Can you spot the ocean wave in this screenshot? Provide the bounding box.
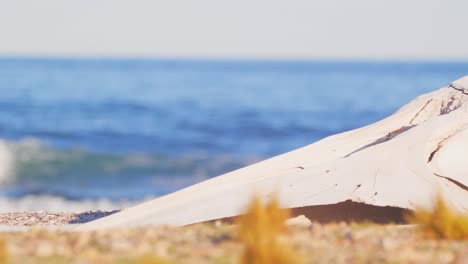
[0,138,260,200]
[0,140,13,184]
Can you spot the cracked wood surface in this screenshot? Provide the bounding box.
[409,99,433,124]
[427,124,468,163]
[76,76,468,230]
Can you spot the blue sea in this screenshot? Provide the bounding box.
[0,57,466,210]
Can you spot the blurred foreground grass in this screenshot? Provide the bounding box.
[0,221,467,263]
[236,195,301,264]
[406,193,468,240]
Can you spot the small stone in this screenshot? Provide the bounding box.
[36,243,54,257]
[342,228,354,241]
[379,238,398,250]
[36,211,47,219]
[26,217,39,225]
[286,215,311,227]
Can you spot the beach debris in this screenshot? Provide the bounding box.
[77,76,468,230]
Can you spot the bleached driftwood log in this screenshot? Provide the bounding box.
[78,76,468,230]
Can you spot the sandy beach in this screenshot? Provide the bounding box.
[0,212,466,263]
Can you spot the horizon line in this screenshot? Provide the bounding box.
[1,54,468,64]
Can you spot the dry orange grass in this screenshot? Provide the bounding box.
[0,239,7,264]
[236,195,301,264]
[406,193,468,240]
[136,254,171,264]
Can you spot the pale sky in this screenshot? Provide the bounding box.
[1,0,467,60]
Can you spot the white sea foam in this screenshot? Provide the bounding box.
[0,140,13,184]
[0,195,145,213]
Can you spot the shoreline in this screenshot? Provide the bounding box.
[0,211,118,226]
